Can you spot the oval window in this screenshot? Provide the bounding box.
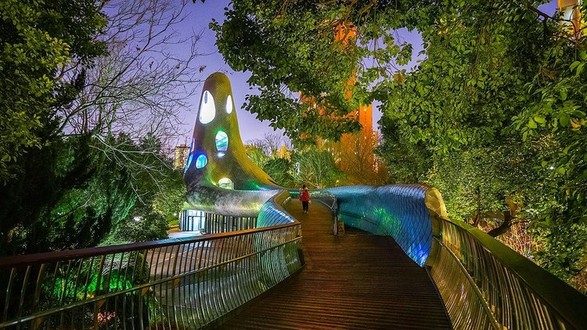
[215,131,228,153]
[226,95,233,114]
[199,91,215,124]
[195,154,208,169]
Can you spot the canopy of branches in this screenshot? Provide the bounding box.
[214,0,587,291]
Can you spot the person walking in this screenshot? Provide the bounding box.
[300,184,311,214]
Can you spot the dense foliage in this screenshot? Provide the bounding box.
[0,0,106,181]
[0,1,196,255]
[2,134,184,254]
[215,0,587,291]
[246,142,342,188]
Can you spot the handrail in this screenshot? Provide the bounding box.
[0,221,303,329]
[3,183,586,329]
[0,223,295,268]
[289,188,340,234]
[327,185,432,265]
[312,191,340,235]
[430,214,587,329]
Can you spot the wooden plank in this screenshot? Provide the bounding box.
[219,200,452,329]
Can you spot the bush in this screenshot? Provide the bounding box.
[102,211,168,245]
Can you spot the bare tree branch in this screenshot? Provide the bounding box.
[57,0,205,144]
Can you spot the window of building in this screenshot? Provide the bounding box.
[215,131,228,156]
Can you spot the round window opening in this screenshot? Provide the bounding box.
[218,178,234,189]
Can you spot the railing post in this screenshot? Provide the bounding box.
[333,214,345,236]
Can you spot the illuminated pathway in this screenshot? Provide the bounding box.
[219,200,452,329]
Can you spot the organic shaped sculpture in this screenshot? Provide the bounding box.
[184,72,280,216]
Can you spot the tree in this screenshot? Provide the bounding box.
[213,0,587,291]
[327,131,389,185]
[376,118,432,184]
[211,1,385,143]
[1,0,204,254]
[291,150,341,188]
[60,0,202,142]
[0,0,107,182]
[0,0,107,252]
[5,133,182,254]
[248,132,290,157]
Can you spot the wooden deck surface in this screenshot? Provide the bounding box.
[219,200,452,329]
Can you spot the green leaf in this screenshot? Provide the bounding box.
[576,63,585,76]
[559,114,570,126]
[534,115,546,124]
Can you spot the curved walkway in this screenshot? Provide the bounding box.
[220,200,452,329]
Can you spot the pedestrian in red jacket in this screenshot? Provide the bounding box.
[300,184,311,214]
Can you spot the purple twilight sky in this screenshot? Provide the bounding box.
[176,0,559,145]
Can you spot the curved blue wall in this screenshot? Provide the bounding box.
[326,185,433,266]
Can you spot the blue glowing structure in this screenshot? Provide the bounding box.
[326,185,443,266]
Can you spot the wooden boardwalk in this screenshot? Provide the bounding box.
[219,200,452,329]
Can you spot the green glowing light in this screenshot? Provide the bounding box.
[52,272,132,300]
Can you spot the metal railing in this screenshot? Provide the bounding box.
[0,223,303,329]
[311,190,341,235]
[428,215,587,330]
[4,183,586,329]
[202,213,257,234]
[327,184,587,330]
